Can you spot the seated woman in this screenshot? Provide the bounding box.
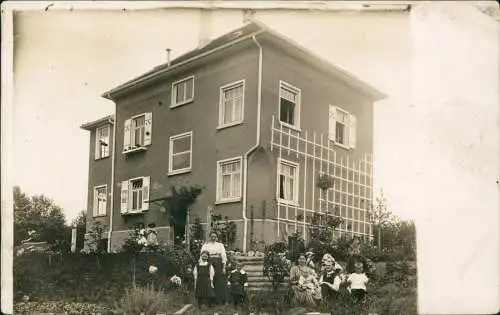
[289,253,321,307]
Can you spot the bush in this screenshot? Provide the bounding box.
[263,245,291,289]
[14,301,112,314]
[13,247,192,304]
[114,284,184,314]
[267,241,287,253]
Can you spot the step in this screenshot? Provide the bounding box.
[239,265,263,272]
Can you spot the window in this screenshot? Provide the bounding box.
[169,131,193,175]
[95,125,110,159]
[278,159,299,204]
[120,176,150,214]
[216,157,242,203]
[279,81,301,128]
[328,106,357,149]
[123,112,152,152]
[219,80,245,127]
[171,75,195,107]
[93,185,107,216]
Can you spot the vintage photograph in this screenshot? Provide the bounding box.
[3,1,499,314]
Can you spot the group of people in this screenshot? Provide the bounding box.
[192,231,248,310]
[192,231,369,311]
[290,252,369,309]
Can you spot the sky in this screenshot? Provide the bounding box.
[14,5,413,223]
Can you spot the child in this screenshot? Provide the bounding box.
[227,262,248,308]
[305,251,315,269]
[298,268,322,301]
[319,261,342,307]
[346,261,369,304]
[193,250,215,308]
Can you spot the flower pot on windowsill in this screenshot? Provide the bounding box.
[316,174,335,191]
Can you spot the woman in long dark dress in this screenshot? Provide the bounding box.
[200,231,228,304]
[193,250,215,308]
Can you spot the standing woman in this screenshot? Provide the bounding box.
[200,231,228,304]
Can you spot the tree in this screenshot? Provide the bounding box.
[369,189,394,252]
[13,187,68,247]
[157,185,203,244]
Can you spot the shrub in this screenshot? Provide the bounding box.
[13,247,193,305]
[14,301,112,314]
[263,243,291,290]
[267,241,287,253]
[114,284,174,314]
[287,232,305,262]
[247,290,290,314]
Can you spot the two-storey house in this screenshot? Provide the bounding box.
[81,20,385,252]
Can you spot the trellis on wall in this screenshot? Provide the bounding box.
[270,115,374,242]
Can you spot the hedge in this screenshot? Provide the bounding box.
[14,248,192,305]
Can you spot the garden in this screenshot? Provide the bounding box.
[13,185,417,314]
[14,215,417,315]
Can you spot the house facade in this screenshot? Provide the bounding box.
[81,21,385,252]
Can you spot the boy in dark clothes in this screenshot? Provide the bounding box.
[227,261,248,308]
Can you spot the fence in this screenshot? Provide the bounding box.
[270,115,374,242]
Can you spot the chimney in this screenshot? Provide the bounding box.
[243,9,255,24]
[198,8,213,49]
[166,48,172,67]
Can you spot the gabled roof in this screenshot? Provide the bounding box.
[102,20,386,101]
[80,114,115,131]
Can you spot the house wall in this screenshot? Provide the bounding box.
[111,46,260,235]
[85,123,114,232]
[244,42,375,241]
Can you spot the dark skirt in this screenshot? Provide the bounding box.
[208,257,227,303]
[195,272,215,298]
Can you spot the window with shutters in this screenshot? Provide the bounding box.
[93,185,107,216]
[171,75,195,108]
[277,159,299,205]
[95,125,110,159]
[279,81,301,129]
[328,105,357,149]
[216,157,242,203]
[120,176,150,214]
[168,131,193,175]
[123,112,152,153]
[130,178,143,211]
[218,80,245,128]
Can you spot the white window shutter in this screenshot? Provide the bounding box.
[328,105,336,141]
[348,114,357,149]
[142,176,150,211]
[92,188,97,216]
[120,181,129,214]
[144,112,152,146]
[94,131,100,160]
[123,119,132,151]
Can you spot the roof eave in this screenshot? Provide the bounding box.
[256,26,387,102]
[101,29,266,101]
[80,116,115,131]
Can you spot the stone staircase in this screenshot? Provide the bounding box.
[232,256,273,291]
